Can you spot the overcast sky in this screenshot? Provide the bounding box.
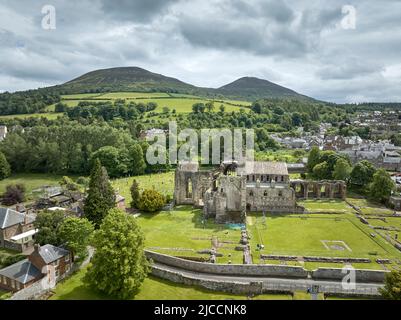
[1,0,401,103]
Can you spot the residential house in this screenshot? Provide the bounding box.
[0,208,37,252]
[0,244,72,293]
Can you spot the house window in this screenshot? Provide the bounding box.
[55,270,59,278]
[66,265,71,273]
[264,191,268,197]
[54,259,59,267]
[65,255,70,263]
[278,191,283,197]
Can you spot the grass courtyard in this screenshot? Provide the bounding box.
[299,199,356,214]
[247,212,401,269]
[137,206,243,264]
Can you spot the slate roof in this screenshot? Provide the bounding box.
[37,244,69,264]
[0,207,35,229]
[237,161,288,176]
[0,259,42,284]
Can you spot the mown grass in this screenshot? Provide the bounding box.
[0,289,11,300]
[137,206,243,264]
[49,266,291,300]
[247,213,401,267]
[299,199,356,214]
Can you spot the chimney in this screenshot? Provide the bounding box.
[24,212,28,225]
[34,244,40,254]
[16,204,21,212]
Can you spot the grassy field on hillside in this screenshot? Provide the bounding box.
[0,113,63,120]
[111,171,174,205]
[0,173,64,202]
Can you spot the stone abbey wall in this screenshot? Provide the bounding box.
[290,180,346,200]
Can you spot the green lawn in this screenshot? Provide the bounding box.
[137,206,243,264]
[50,266,290,300]
[0,289,11,300]
[347,198,394,215]
[299,200,356,214]
[247,213,401,266]
[0,173,64,202]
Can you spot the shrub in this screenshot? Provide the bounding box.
[138,189,165,212]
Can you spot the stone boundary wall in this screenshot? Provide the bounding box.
[261,255,371,263]
[146,251,388,284]
[152,266,267,295]
[145,250,308,278]
[312,268,389,283]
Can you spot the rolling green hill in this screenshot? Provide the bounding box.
[62,67,202,95]
[216,77,309,101]
[56,67,312,101]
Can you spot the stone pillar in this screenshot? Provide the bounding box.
[341,183,346,200]
[316,183,321,199]
[303,182,308,199]
[329,184,334,199]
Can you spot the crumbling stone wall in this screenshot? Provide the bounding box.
[290,180,346,200]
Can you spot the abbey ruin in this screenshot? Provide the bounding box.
[174,161,346,223]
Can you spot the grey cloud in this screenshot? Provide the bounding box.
[317,58,384,80]
[100,0,179,22]
[1,0,401,103]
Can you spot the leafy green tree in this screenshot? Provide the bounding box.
[130,179,141,208]
[380,270,401,300]
[138,189,165,212]
[84,159,116,228]
[350,160,377,187]
[312,161,331,180]
[369,169,396,203]
[34,210,65,246]
[128,143,146,175]
[90,146,128,178]
[84,209,150,299]
[333,158,352,181]
[0,152,11,180]
[307,146,321,173]
[205,102,214,112]
[59,217,94,259]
